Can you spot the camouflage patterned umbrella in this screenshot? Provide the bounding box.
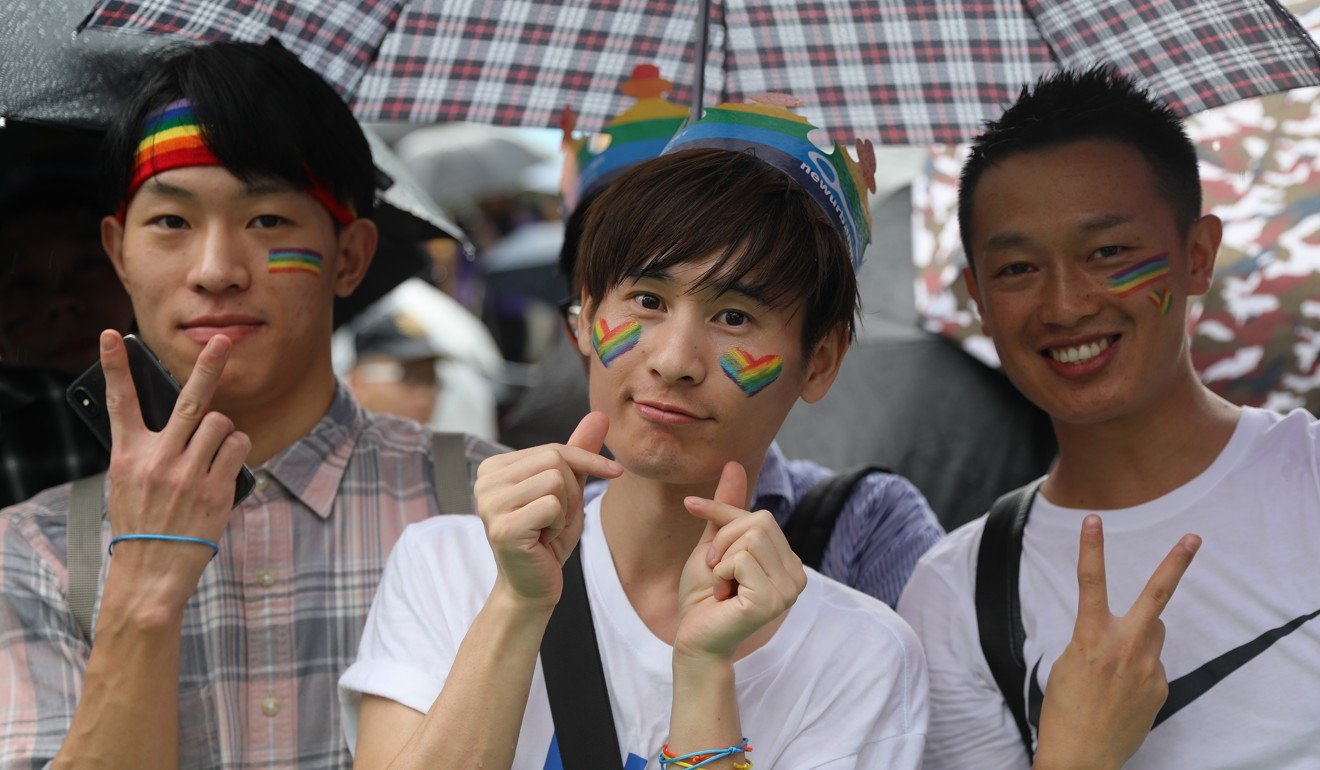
[80,0,1320,142]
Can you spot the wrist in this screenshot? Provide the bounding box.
[488,579,559,622]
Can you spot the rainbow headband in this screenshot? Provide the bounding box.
[120,99,355,225]
[561,64,690,214]
[664,95,876,270]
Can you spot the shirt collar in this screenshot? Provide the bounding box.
[259,383,363,519]
[753,440,797,524]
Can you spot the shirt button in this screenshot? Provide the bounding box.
[256,569,276,588]
[254,471,269,492]
[262,696,280,718]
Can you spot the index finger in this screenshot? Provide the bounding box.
[161,335,230,449]
[1128,533,1201,627]
[100,330,145,443]
[1074,515,1111,628]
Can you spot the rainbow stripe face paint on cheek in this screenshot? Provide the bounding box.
[268,248,323,276]
[720,348,783,396]
[1149,288,1173,315]
[1108,254,1171,297]
[592,318,641,366]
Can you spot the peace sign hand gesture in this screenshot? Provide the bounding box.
[1034,515,1201,770]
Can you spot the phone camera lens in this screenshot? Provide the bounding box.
[73,388,100,416]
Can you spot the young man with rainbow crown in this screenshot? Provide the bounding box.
[0,42,496,767]
[341,88,932,768]
[898,67,1320,769]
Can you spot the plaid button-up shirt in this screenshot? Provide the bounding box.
[0,385,496,768]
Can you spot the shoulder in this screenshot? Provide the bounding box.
[392,515,491,572]
[1248,406,1320,452]
[809,573,924,660]
[1,482,78,571]
[785,460,942,532]
[352,410,433,456]
[897,517,985,633]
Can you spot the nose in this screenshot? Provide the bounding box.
[187,225,251,294]
[1039,260,1102,328]
[646,311,709,386]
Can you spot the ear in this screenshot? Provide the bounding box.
[332,218,378,298]
[962,265,994,337]
[799,326,850,404]
[1186,214,1221,297]
[101,215,130,287]
[575,288,597,359]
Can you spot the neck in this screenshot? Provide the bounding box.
[216,366,338,467]
[1046,364,1239,509]
[598,457,765,632]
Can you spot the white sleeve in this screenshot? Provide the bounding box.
[338,519,492,753]
[897,534,1032,770]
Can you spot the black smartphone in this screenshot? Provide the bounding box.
[66,334,256,507]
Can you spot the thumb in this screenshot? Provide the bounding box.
[566,411,610,483]
[713,461,748,509]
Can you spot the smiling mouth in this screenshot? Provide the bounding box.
[1043,335,1120,365]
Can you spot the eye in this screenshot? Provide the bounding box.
[993,261,1034,278]
[1093,245,1125,259]
[249,214,288,229]
[149,214,189,230]
[717,309,749,327]
[635,292,663,311]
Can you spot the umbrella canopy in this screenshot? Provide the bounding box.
[82,0,1320,142]
[394,123,553,212]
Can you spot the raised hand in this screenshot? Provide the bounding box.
[102,330,251,607]
[1034,515,1201,770]
[474,412,622,608]
[675,462,807,660]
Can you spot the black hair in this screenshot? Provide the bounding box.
[958,65,1201,265]
[101,41,374,220]
[576,148,857,352]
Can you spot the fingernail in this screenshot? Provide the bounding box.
[1083,515,1101,533]
[1183,534,1202,554]
[100,333,116,352]
[706,546,717,566]
[684,496,702,509]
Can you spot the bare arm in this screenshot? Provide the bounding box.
[55,332,248,769]
[353,414,621,769]
[666,462,806,769]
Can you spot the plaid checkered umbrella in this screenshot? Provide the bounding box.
[81,0,1320,143]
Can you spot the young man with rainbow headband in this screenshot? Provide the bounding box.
[898,68,1320,768]
[341,94,931,768]
[0,42,496,767]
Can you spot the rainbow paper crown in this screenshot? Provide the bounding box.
[121,99,355,225]
[561,64,690,215]
[663,94,876,270]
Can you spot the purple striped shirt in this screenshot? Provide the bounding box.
[0,386,496,768]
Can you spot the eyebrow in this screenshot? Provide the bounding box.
[236,181,297,200]
[981,212,1136,254]
[982,232,1031,253]
[629,266,773,308]
[1078,213,1133,233]
[138,179,196,200]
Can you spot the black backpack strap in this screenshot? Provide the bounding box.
[540,547,623,769]
[975,476,1045,759]
[783,465,887,570]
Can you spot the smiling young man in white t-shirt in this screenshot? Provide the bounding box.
[897,67,1320,769]
[340,101,929,769]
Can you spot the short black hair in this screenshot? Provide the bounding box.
[958,66,1201,264]
[576,148,858,352]
[101,41,374,220]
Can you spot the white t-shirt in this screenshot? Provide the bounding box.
[897,407,1320,769]
[341,496,929,769]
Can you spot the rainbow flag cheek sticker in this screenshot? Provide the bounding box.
[268,248,323,276]
[721,348,783,396]
[592,318,641,366]
[1108,254,1171,297]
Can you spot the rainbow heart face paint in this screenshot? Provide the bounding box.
[1148,288,1173,315]
[268,248,323,276]
[592,318,641,366]
[720,348,783,396]
[1108,254,1170,297]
